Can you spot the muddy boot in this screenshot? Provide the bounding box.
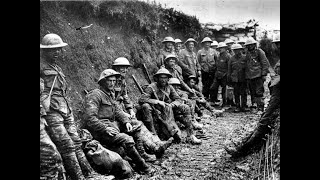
[75,149,95,177]
[234,103,241,113]
[135,136,156,162]
[191,119,203,130]
[186,128,202,145]
[154,137,174,158]
[126,145,155,175]
[62,153,86,180]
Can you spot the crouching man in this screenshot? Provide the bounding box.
[139,67,201,144]
[82,69,154,175]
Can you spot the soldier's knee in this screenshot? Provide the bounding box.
[117,133,135,148]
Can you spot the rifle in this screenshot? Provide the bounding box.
[142,63,152,84]
[131,74,178,137]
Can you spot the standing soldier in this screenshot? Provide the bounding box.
[197,37,217,101]
[178,38,202,91]
[244,37,270,112]
[83,69,154,175]
[227,44,249,112]
[40,33,95,180]
[174,38,183,55]
[157,36,176,68]
[139,68,202,144]
[225,38,235,56]
[210,42,231,107]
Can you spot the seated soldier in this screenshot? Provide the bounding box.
[139,67,202,144]
[82,69,154,175]
[168,77,204,130]
[111,57,173,162]
[186,75,224,117]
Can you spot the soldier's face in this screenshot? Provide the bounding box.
[43,47,63,63]
[234,49,242,56]
[218,47,226,53]
[167,59,176,68]
[189,79,196,86]
[175,43,182,50]
[104,76,117,90]
[246,44,256,51]
[158,75,169,87]
[165,42,174,49]
[203,42,211,48]
[187,42,195,51]
[115,66,128,76]
[172,84,180,89]
[210,45,217,49]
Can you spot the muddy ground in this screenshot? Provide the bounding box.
[90,107,263,180]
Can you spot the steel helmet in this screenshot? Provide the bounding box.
[174,38,183,44]
[164,54,178,62]
[162,37,175,43]
[153,67,172,79]
[231,43,244,50]
[112,57,132,67]
[272,34,280,43]
[237,39,246,44]
[224,38,234,45]
[184,38,198,45]
[217,42,228,49]
[201,37,213,44]
[40,33,68,48]
[210,41,218,47]
[98,69,121,83]
[244,37,257,46]
[187,75,197,80]
[168,78,181,85]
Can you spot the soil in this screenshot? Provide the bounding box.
[90,108,263,180]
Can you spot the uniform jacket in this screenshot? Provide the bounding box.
[84,88,131,133]
[166,66,193,94]
[114,76,133,111]
[245,48,270,79]
[228,54,246,82]
[139,82,183,107]
[157,48,176,68]
[178,49,201,77]
[197,48,217,73]
[215,51,231,79]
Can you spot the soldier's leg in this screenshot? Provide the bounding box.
[210,77,219,103]
[173,103,201,144]
[248,79,256,108]
[240,81,249,111]
[253,77,265,111]
[45,111,85,180]
[40,118,65,180]
[233,82,241,112]
[221,77,227,106]
[201,71,210,98]
[141,103,157,134]
[64,112,94,177]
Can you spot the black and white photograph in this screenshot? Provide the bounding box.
[40,0,280,179]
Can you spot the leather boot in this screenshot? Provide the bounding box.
[186,128,201,145]
[126,145,155,175]
[154,137,174,158]
[75,149,95,177]
[234,103,241,113]
[62,153,86,180]
[135,136,156,162]
[191,119,203,130]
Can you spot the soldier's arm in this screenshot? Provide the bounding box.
[114,103,131,125]
[169,85,184,107]
[122,84,134,111]
[258,49,270,76]
[138,85,160,105]
[84,92,110,132]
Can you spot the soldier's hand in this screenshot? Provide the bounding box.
[106,127,119,137]
[126,123,133,132]
[157,100,166,109]
[129,109,136,119]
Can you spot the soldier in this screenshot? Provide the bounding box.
[210,40,219,51]
[178,38,202,90]
[82,69,154,175]
[197,37,218,101]
[139,68,202,144]
[225,36,280,159]
[111,57,174,162]
[227,44,249,112]
[40,78,65,180]
[174,38,183,55]
[244,37,270,112]
[168,78,204,130]
[225,38,235,56]
[157,36,176,68]
[40,33,95,180]
[210,42,231,107]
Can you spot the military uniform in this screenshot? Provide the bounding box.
[210,51,231,105]
[228,53,247,110]
[139,82,195,141]
[157,48,176,68]
[40,63,93,180]
[40,78,65,180]
[197,48,218,99]
[245,48,269,110]
[178,49,201,80]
